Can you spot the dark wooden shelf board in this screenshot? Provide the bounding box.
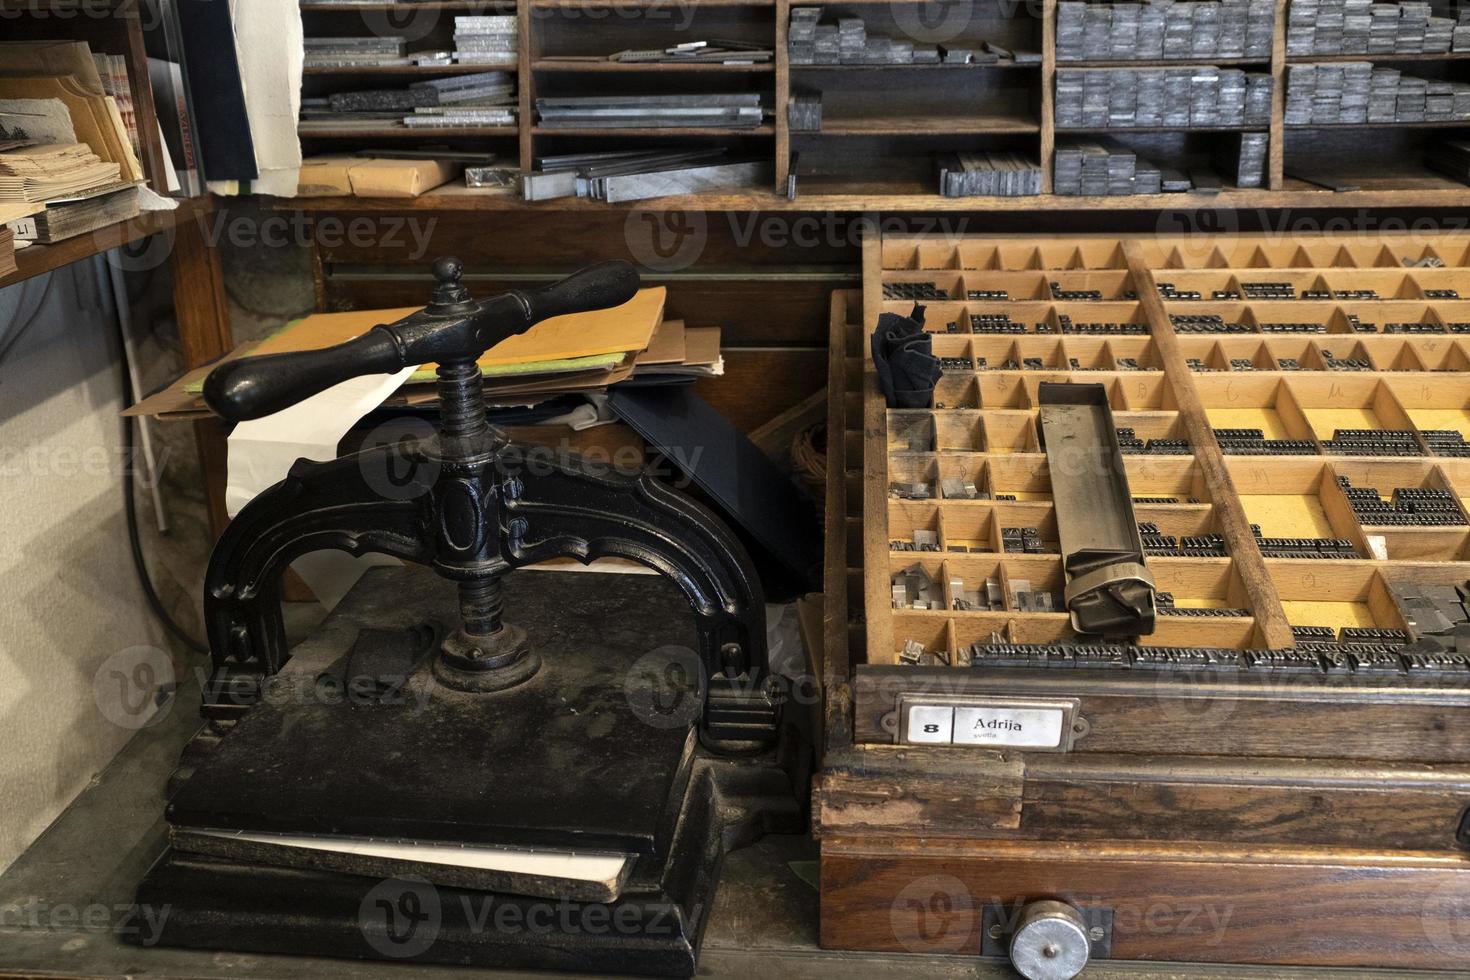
[530,0,773,6]
[1287,52,1470,63]
[1057,125,1271,134]
[531,60,774,72]
[807,114,1041,135]
[790,60,1039,71]
[303,63,518,75]
[1285,120,1470,130]
[299,1,514,9]
[1,197,215,291]
[530,125,775,135]
[1059,57,1271,67]
[280,179,1470,212]
[299,124,519,138]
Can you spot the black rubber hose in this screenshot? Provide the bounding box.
[118,328,208,655]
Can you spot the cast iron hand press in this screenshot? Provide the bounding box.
[131,259,803,978]
[199,257,782,747]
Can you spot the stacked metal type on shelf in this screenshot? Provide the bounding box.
[403,73,517,129]
[454,15,519,66]
[536,94,765,129]
[303,35,411,69]
[788,94,822,132]
[1054,138,1175,195]
[1056,67,1273,129]
[521,148,772,202]
[1286,0,1465,55]
[1286,63,1470,124]
[936,152,1043,197]
[300,72,517,132]
[608,41,774,65]
[788,6,1012,65]
[1056,0,1275,61]
[1214,131,1270,186]
[1427,138,1470,185]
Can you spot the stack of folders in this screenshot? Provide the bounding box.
[536,95,765,130]
[935,152,1042,197]
[522,148,770,202]
[134,295,729,420]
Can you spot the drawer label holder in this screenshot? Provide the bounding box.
[895,694,1085,751]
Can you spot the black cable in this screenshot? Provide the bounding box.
[115,285,208,655]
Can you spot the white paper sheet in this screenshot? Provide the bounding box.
[0,98,77,145]
[195,828,631,883]
[225,367,415,608]
[210,0,304,197]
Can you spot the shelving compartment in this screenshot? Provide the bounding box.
[1193,374,1319,452]
[1332,460,1470,562]
[1225,457,1369,557]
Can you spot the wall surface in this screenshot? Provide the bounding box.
[0,259,175,872]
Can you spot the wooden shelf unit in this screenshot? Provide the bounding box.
[291,0,1470,206]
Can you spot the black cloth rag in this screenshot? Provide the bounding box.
[871,304,941,409]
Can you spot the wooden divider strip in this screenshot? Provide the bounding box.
[1123,239,1296,648]
[823,291,854,686]
[861,234,897,663]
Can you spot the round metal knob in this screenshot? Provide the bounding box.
[430,256,472,308]
[1009,900,1091,980]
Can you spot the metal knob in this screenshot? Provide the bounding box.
[1009,900,1091,980]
